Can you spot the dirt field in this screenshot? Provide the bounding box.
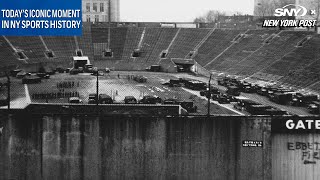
[0,71,237,115]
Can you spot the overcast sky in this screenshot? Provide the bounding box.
[120,0,254,22]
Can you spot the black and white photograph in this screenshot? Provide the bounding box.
[0,0,320,179]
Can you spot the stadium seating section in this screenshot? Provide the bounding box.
[166,28,210,60]
[77,22,94,61]
[0,36,21,67]
[1,23,320,93]
[7,36,47,63]
[194,29,244,66]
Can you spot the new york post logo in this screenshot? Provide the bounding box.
[262,4,317,28]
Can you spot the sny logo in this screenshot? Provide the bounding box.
[274,4,310,17]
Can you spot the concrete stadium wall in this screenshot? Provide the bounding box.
[158,58,177,73]
[271,117,320,180]
[192,61,211,77]
[272,133,320,180]
[0,113,271,180]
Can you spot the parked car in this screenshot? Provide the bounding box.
[69,68,79,75]
[99,94,113,104]
[69,97,82,104]
[133,75,147,83]
[218,95,230,104]
[91,70,104,76]
[56,67,65,73]
[88,93,98,104]
[0,98,8,106]
[16,71,27,78]
[163,98,178,104]
[139,95,162,104]
[308,101,320,114]
[124,96,137,104]
[88,99,97,104]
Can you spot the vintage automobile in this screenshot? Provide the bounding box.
[69,97,82,104]
[99,94,113,104]
[139,95,162,104]
[124,96,137,104]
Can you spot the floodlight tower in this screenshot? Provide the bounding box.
[107,0,111,51]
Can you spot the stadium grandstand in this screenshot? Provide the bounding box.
[2,0,320,178]
[1,21,320,180]
[1,22,319,93]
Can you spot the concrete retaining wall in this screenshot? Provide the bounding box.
[0,114,271,180]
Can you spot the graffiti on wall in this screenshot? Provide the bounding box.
[287,142,320,164]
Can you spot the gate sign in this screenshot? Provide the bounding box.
[0,0,82,36]
[272,117,320,133]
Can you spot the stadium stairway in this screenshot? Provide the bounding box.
[190,28,215,59]
[42,36,77,61]
[77,23,94,61]
[121,27,144,62]
[91,26,128,70]
[256,34,320,82]
[91,25,109,62]
[0,36,22,68]
[145,28,178,67]
[307,81,320,92]
[132,28,162,70]
[165,28,211,60]
[207,29,279,72]
[109,27,128,61]
[91,25,109,43]
[280,56,320,89]
[6,36,47,63]
[225,31,313,76]
[133,28,162,70]
[193,29,244,67]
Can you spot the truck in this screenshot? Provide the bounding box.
[308,101,320,114]
[270,92,292,105]
[133,75,147,83]
[264,108,289,115]
[184,80,207,90]
[246,104,273,115]
[73,56,90,69]
[292,93,318,106]
[226,86,241,96]
[163,99,197,113]
[139,95,162,104]
[169,79,182,87]
[99,94,113,104]
[22,76,41,84]
[88,93,98,104]
[84,64,93,73]
[146,65,161,72]
[124,96,137,104]
[177,100,197,113]
[200,87,220,97]
[234,99,259,111]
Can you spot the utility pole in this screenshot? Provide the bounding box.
[107,0,111,51]
[96,71,99,106]
[5,72,10,110]
[207,74,212,117]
